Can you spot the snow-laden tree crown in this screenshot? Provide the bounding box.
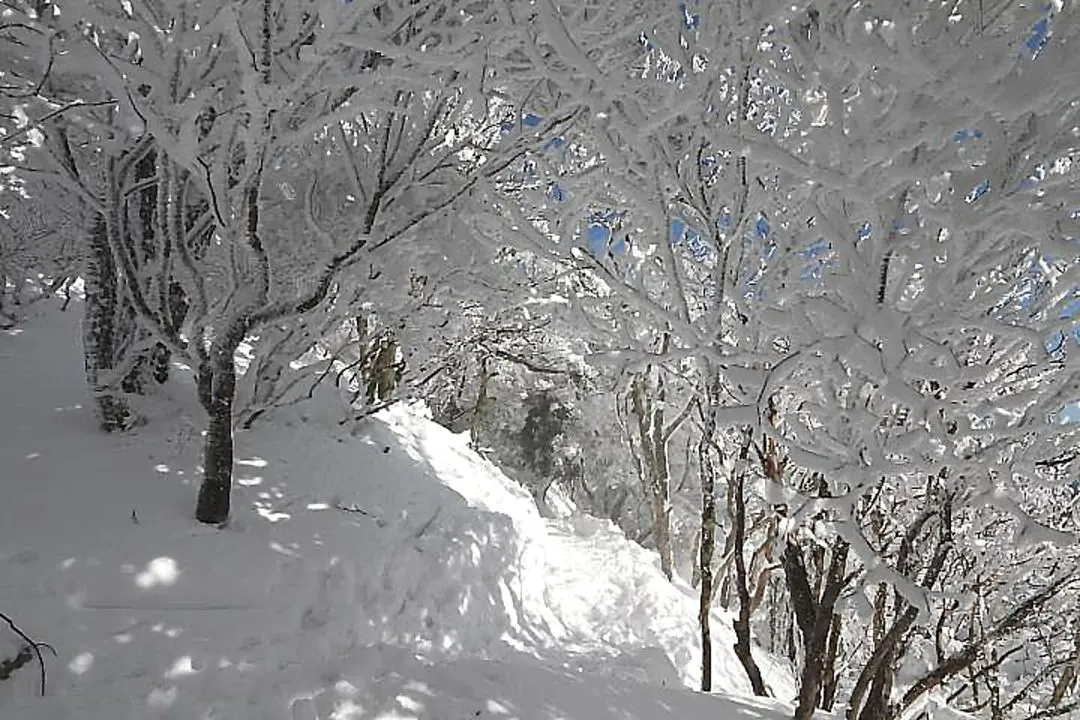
[2,1,1078,719]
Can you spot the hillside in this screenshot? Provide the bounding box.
[0,299,800,719]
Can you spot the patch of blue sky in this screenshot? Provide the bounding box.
[500,112,547,135]
[755,215,770,239]
[1046,329,1069,354]
[799,238,830,259]
[798,237,836,282]
[1059,296,1080,320]
[587,208,624,225]
[670,217,687,245]
[857,221,872,244]
[965,179,990,203]
[679,1,700,29]
[584,208,631,258]
[953,128,985,143]
[1024,12,1051,59]
[685,230,709,260]
[800,263,829,282]
[586,223,611,257]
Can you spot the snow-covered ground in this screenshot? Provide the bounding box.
[0,300,808,718]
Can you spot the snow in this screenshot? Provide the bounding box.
[0,300,803,719]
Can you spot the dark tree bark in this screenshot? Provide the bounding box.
[848,488,954,720]
[43,122,134,432]
[115,144,169,397]
[732,430,768,696]
[901,573,1074,714]
[195,343,238,525]
[697,428,716,692]
[696,378,719,692]
[787,534,850,720]
[821,611,842,711]
[624,337,692,583]
[82,213,131,431]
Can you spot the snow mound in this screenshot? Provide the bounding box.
[0,302,797,718]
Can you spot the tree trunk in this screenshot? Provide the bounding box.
[628,372,674,580]
[118,144,168,394]
[82,213,131,431]
[195,346,237,524]
[648,464,674,580]
[717,481,738,609]
[858,664,891,720]
[697,412,716,691]
[469,355,493,448]
[849,492,954,720]
[690,529,702,589]
[821,612,842,711]
[785,540,821,720]
[850,603,916,720]
[787,536,850,720]
[732,432,768,696]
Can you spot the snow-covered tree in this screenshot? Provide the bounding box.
[477,0,1080,715]
[1,0,575,523]
[0,186,78,328]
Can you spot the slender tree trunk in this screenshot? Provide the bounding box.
[850,491,954,720]
[697,404,717,691]
[470,355,493,448]
[195,345,237,524]
[858,664,891,720]
[82,213,131,431]
[41,125,133,430]
[690,529,702,589]
[821,612,842,711]
[717,480,738,609]
[118,146,165,395]
[732,432,768,696]
[787,536,850,720]
[629,372,675,580]
[850,604,916,720]
[647,387,674,580]
[648,464,674,580]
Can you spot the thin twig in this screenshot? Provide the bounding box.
[0,609,56,696]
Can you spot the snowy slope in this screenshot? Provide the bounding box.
[0,300,801,719]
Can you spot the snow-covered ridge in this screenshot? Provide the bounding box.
[377,404,795,694]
